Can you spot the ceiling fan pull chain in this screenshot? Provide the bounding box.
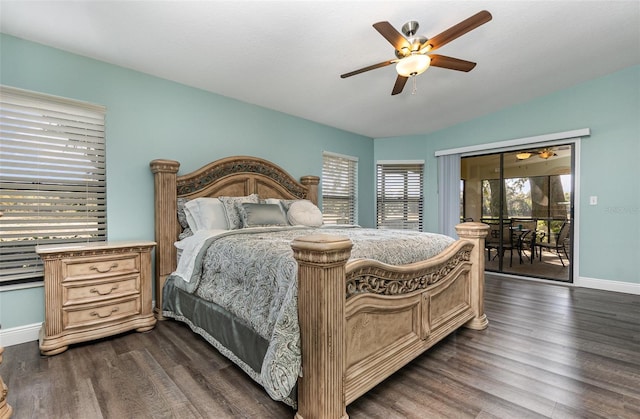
[411,76,418,95]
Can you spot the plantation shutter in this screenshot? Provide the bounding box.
[376,162,424,230]
[0,85,107,285]
[322,152,358,225]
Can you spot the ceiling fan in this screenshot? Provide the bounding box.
[340,10,492,95]
[516,149,558,160]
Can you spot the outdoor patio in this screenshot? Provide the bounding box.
[485,247,571,282]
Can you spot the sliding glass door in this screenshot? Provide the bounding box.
[461,145,574,282]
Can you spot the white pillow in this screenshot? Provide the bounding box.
[287,200,323,227]
[184,197,228,231]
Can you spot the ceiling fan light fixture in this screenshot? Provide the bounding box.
[396,54,430,77]
[516,152,533,160]
[538,150,556,159]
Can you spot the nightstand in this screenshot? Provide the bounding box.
[36,241,157,356]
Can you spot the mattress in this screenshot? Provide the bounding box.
[163,226,455,404]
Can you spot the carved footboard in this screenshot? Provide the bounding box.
[292,222,488,419]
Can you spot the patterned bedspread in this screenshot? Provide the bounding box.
[167,226,455,402]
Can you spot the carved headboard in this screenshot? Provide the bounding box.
[149,155,320,316]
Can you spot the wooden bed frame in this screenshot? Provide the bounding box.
[150,155,489,419]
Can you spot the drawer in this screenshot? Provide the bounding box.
[63,253,139,280]
[63,274,140,306]
[64,297,141,329]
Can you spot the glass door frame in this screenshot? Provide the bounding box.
[461,144,576,283]
[436,128,587,284]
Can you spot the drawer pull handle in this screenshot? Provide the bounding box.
[90,307,119,319]
[90,263,118,273]
[90,285,119,296]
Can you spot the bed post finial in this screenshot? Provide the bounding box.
[455,222,490,330]
[150,159,180,319]
[292,234,352,419]
[300,176,320,205]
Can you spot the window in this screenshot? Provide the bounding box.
[0,86,107,285]
[376,162,423,230]
[482,175,571,220]
[322,152,358,225]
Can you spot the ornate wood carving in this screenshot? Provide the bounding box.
[175,156,319,201]
[345,245,473,298]
[341,241,479,405]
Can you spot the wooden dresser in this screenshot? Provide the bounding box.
[36,241,157,356]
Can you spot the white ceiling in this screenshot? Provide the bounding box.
[1,1,639,138]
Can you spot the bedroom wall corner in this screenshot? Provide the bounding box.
[0,33,375,333]
[374,65,640,289]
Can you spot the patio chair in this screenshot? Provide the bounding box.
[511,218,538,263]
[535,220,571,266]
[484,220,515,267]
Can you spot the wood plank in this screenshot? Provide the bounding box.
[1,275,639,418]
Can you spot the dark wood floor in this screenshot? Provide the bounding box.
[2,275,639,418]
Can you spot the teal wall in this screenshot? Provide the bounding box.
[375,65,640,285]
[0,34,374,329]
[1,33,638,332]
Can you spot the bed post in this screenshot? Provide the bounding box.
[455,222,490,330]
[300,176,319,205]
[150,159,180,320]
[292,234,352,419]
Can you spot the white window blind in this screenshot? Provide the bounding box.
[0,85,107,285]
[376,162,424,230]
[322,152,358,225]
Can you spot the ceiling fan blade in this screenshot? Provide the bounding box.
[429,54,477,72]
[340,60,396,78]
[423,10,492,52]
[373,21,411,52]
[391,75,408,95]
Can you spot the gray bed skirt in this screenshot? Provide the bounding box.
[161,276,297,407]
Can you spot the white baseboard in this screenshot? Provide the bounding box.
[0,322,41,347]
[576,276,640,295]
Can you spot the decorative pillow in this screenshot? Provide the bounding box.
[240,203,288,227]
[219,194,260,229]
[279,199,298,211]
[263,198,282,206]
[287,200,323,227]
[264,198,299,212]
[263,198,308,225]
[177,198,189,229]
[184,197,228,231]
